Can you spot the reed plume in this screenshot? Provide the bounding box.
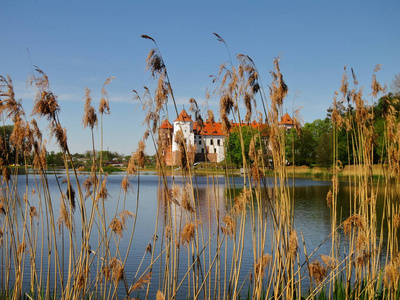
[109,257,124,283]
[181,222,195,245]
[221,215,235,238]
[28,68,60,121]
[343,214,365,236]
[129,272,152,293]
[181,185,194,213]
[156,290,165,300]
[309,260,327,285]
[97,176,108,201]
[269,56,288,107]
[134,140,146,168]
[99,77,114,114]
[58,200,72,231]
[254,254,272,278]
[109,210,134,238]
[121,176,132,193]
[66,183,76,211]
[145,48,165,78]
[83,88,98,129]
[288,230,299,261]
[384,253,400,288]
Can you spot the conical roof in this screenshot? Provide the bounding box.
[160,119,173,129]
[174,109,193,122]
[279,113,294,125]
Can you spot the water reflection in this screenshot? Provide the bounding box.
[157,179,228,235]
[6,173,398,298]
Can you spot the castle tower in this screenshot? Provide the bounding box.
[172,109,194,152]
[159,119,173,165]
[279,112,295,132]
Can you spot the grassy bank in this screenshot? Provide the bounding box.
[282,164,387,180]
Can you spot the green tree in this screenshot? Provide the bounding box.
[286,128,316,166]
[316,130,333,168]
[145,154,156,166]
[47,151,64,166]
[390,73,400,95]
[304,118,333,143]
[373,93,400,163]
[325,102,355,165]
[0,125,19,165]
[225,126,264,168]
[303,119,335,168]
[374,93,400,120]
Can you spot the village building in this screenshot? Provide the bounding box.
[279,112,295,132]
[159,109,294,166]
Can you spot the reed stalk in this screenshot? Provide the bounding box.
[0,38,398,300]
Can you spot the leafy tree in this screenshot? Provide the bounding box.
[286,128,316,166]
[47,151,64,166]
[374,93,400,120]
[325,102,356,165]
[390,73,400,95]
[85,150,92,159]
[304,118,333,143]
[145,154,156,166]
[316,130,333,168]
[225,126,265,168]
[0,125,22,165]
[98,150,113,161]
[373,118,386,162]
[72,152,85,159]
[372,93,400,163]
[327,101,354,119]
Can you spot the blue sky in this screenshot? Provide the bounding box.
[1,0,399,155]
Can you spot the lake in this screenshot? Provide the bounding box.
[2,172,395,299]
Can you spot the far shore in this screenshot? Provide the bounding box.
[137,163,390,180]
[12,164,390,180]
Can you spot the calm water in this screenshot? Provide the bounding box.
[5,173,393,298]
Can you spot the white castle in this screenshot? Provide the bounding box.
[158,109,294,166]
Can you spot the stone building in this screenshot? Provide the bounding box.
[158,109,294,166]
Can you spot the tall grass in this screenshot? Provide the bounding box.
[0,34,398,300]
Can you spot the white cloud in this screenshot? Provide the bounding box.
[57,92,83,102]
[109,94,133,103]
[10,81,36,101]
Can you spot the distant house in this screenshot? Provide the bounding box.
[279,112,295,132]
[159,109,294,166]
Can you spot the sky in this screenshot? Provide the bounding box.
[1,0,399,156]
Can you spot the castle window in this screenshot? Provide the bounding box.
[199,140,202,145]
[201,148,204,153]
[210,139,213,145]
[217,139,220,146]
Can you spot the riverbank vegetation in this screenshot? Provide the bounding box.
[0,32,399,300]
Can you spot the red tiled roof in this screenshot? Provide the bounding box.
[193,122,201,132]
[167,110,269,136]
[200,121,223,136]
[279,113,294,125]
[247,120,268,131]
[174,109,193,122]
[194,120,268,136]
[159,119,173,129]
[231,121,269,136]
[232,121,267,130]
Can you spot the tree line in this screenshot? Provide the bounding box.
[225,92,400,168]
[1,86,399,170]
[0,130,153,168]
